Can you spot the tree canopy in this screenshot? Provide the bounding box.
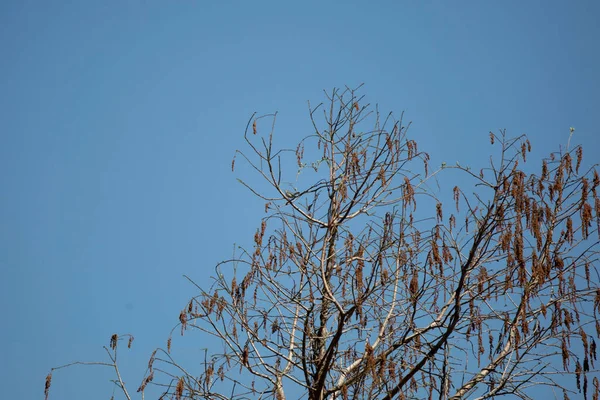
[48,87,600,400]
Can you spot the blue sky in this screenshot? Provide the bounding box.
[1,1,599,399]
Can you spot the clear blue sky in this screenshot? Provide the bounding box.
[1,1,598,399]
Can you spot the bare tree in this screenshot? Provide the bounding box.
[47,87,600,400]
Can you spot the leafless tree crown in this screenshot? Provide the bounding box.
[48,88,600,400]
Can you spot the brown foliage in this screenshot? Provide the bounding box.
[46,88,599,400]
